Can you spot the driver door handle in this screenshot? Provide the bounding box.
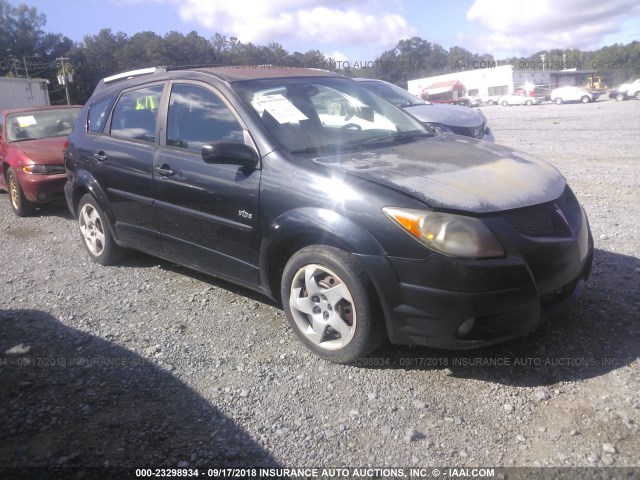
[93,152,107,162]
[155,166,175,177]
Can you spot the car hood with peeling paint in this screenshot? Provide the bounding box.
[312,135,566,213]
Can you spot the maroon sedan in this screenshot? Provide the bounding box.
[1,105,82,216]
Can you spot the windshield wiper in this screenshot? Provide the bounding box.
[359,132,432,147]
[289,143,357,155]
[10,137,38,143]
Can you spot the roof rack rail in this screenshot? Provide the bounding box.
[164,64,223,71]
[103,67,165,84]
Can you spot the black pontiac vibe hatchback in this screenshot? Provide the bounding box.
[64,67,593,363]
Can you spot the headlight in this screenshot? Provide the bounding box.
[22,165,66,175]
[424,122,454,136]
[383,207,504,258]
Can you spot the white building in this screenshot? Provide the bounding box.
[0,77,50,110]
[408,65,516,100]
[408,65,593,101]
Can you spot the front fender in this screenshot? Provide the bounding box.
[259,207,386,293]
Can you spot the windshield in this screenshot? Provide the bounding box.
[358,80,428,108]
[5,107,80,143]
[233,77,428,155]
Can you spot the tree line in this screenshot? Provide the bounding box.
[1,0,639,105]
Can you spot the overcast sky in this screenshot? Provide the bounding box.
[28,0,640,61]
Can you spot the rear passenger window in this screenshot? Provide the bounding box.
[167,84,243,153]
[110,85,163,142]
[88,95,116,133]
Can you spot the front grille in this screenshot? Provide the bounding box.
[501,186,580,237]
[502,204,555,236]
[449,124,485,139]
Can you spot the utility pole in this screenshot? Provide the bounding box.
[56,57,71,105]
[23,57,30,80]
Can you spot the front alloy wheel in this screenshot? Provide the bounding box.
[289,264,357,350]
[281,246,385,363]
[7,168,34,217]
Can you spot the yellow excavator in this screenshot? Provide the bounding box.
[583,75,608,92]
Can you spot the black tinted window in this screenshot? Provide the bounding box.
[110,85,163,143]
[88,95,116,133]
[167,84,243,153]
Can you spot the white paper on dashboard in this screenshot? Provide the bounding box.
[16,115,37,127]
[255,94,308,124]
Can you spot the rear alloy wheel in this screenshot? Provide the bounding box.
[525,99,533,106]
[635,91,640,100]
[77,193,121,265]
[7,168,34,217]
[615,93,625,101]
[502,101,508,107]
[487,99,495,106]
[554,98,563,105]
[281,245,385,363]
[581,96,590,103]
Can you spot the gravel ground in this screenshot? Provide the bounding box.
[1,97,639,476]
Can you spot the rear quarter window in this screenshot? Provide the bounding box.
[88,95,116,133]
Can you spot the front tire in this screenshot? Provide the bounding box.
[581,96,590,103]
[615,93,625,101]
[281,245,385,363]
[554,98,563,105]
[77,194,121,265]
[525,99,533,106]
[7,168,34,217]
[502,101,508,107]
[634,91,640,100]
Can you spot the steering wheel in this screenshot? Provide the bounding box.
[340,123,362,131]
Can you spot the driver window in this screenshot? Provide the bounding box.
[167,84,243,153]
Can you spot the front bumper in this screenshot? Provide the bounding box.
[357,200,593,349]
[18,171,67,203]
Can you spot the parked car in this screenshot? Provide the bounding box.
[609,85,629,101]
[500,93,543,106]
[626,79,640,100]
[456,96,483,108]
[531,85,552,102]
[551,86,597,104]
[609,80,640,101]
[65,67,593,363]
[354,78,494,141]
[0,105,82,216]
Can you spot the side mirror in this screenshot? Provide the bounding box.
[201,142,259,168]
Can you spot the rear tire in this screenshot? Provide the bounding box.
[554,98,563,105]
[502,101,508,107]
[281,245,386,363]
[634,91,640,100]
[7,168,34,217]
[487,99,494,106]
[615,93,625,101]
[581,96,590,103]
[77,193,121,265]
[525,99,533,106]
